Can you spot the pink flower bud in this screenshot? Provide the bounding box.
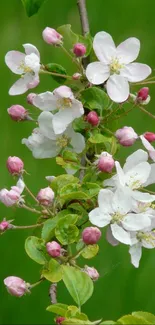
[73,43,86,57]
[7,105,28,121]
[84,266,99,281]
[97,152,115,173]
[0,221,10,231]
[144,132,155,143]
[82,226,101,245]
[86,111,99,126]
[0,188,21,207]
[6,156,24,175]
[56,317,65,325]
[72,73,82,80]
[46,241,61,257]
[37,187,54,206]
[27,93,36,105]
[137,87,149,101]
[54,85,74,99]
[42,27,63,45]
[115,126,138,147]
[4,276,28,297]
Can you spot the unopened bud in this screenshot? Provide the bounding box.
[144,132,155,143]
[37,187,54,206]
[46,241,61,257]
[6,156,24,175]
[84,266,99,281]
[72,73,82,80]
[7,105,28,121]
[115,126,138,147]
[73,43,86,57]
[86,111,99,126]
[56,317,65,325]
[137,87,149,101]
[0,221,10,232]
[42,27,63,46]
[27,93,36,105]
[82,226,101,245]
[97,152,115,173]
[4,276,29,297]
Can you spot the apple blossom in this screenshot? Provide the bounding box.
[42,27,63,45]
[115,126,138,146]
[86,31,151,102]
[6,156,24,175]
[0,179,25,207]
[32,86,84,134]
[82,227,101,244]
[37,187,54,205]
[144,132,155,143]
[84,266,99,281]
[4,276,28,297]
[7,105,28,121]
[46,241,61,257]
[86,111,99,126]
[73,43,86,57]
[22,111,85,159]
[140,135,155,161]
[5,44,40,95]
[96,152,115,173]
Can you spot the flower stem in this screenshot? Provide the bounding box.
[137,104,155,119]
[13,223,43,230]
[30,278,44,289]
[40,69,72,80]
[61,45,82,72]
[20,203,41,214]
[24,184,39,204]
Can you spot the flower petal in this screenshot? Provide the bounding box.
[144,163,155,187]
[93,31,116,64]
[33,91,56,111]
[140,135,155,161]
[125,161,151,188]
[106,226,119,246]
[131,190,155,203]
[115,161,126,186]
[106,74,129,103]
[123,149,148,173]
[89,207,111,227]
[69,130,85,153]
[98,189,114,214]
[23,43,40,59]
[38,111,56,140]
[112,188,132,215]
[110,224,131,245]
[129,243,142,268]
[52,107,78,134]
[122,213,151,231]
[117,37,140,64]
[9,74,34,95]
[86,62,110,85]
[121,63,151,82]
[5,51,25,74]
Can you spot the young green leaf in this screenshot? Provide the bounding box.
[118,315,150,324]
[42,258,62,282]
[132,312,155,324]
[21,0,46,17]
[45,63,67,84]
[47,303,68,316]
[81,87,109,111]
[55,215,79,245]
[81,244,99,259]
[25,236,46,265]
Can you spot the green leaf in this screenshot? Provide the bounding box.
[65,306,88,320]
[25,236,46,265]
[45,63,67,84]
[62,265,94,307]
[118,315,150,324]
[81,87,109,111]
[82,182,101,198]
[60,183,89,203]
[69,203,87,216]
[100,321,116,325]
[56,151,81,172]
[55,214,79,245]
[50,175,79,193]
[42,258,62,282]
[47,303,68,316]
[89,134,109,144]
[21,0,46,17]
[41,210,71,242]
[82,244,99,259]
[132,312,155,324]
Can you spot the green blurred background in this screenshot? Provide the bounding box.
[0,0,155,323]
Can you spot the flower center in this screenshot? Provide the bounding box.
[57,98,72,110]
[112,212,124,223]
[19,62,32,74]
[138,202,151,213]
[56,135,69,148]
[110,57,124,75]
[137,231,155,247]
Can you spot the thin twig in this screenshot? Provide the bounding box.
[24,184,39,204]
[20,203,41,214]
[49,283,57,304]
[137,104,155,119]
[13,223,43,230]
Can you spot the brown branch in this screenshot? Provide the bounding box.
[49,283,57,304]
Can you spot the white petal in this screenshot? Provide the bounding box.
[23,43,40,59]
[38,111,56,140]
[69,130,85,153]
[54,86,74,99]
[107,74,129,103]
[16,179,25,194]
[72,99,84,116]
[106,226,119,246]
[125,162,151,188]
[93,31,116,64]
[117,37,140,64]
[9,74,33,95]
[140,135,155,162]
[89,207,111,227]
[86,62,110,85]
[112,188,132,215]
[52,109,74,134]
[33,92,56,111]
[98,189,114,214]
[110,223,131,245]
[5,51,25,74]
[122,213,151,231]
[132,190,155,203]
[115,161,126,186]
[129,243,142,268]
[144,163,155,186]
[121,63,151,82]
[123,149,148,173]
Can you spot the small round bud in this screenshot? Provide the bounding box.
[27,93,36,105]
[0,221,10,232]
[137,87,149,101]
[82,226,101,245]
[42,27,63,45]
[4,276,28,297]
[72,73,82,80]
[73,43,86,57]
[144,132,155,143]
[37,187,54,206]
[97,152,115,173]
[0,187,21,207]
[56,317,65,325]
[84,266,99,281]
[115,126,138,147]
[7,105,28,121]
[6,156,24,175]
[46,241,61,257]
[86,111,99,126]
